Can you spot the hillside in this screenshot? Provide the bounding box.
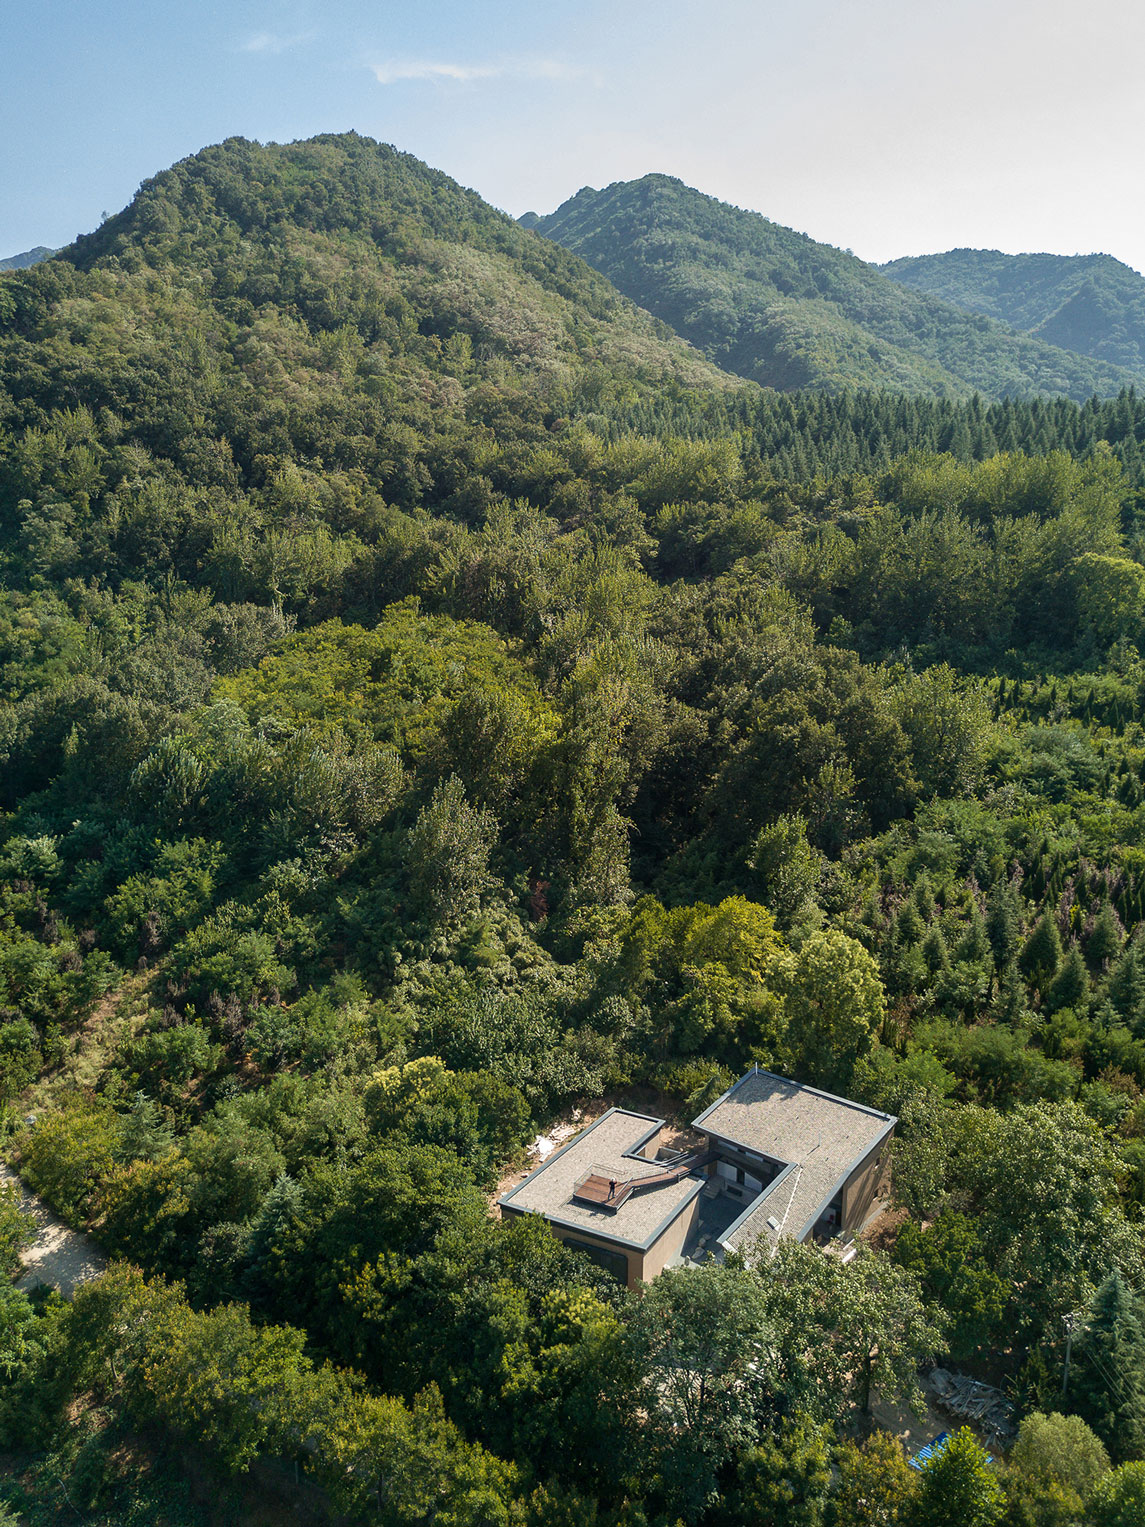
[0,135,746,589]
[7,131,1145,1521]
[529,176,1142,400]
[0,245,55,271]
[881,247,1145,375]
[56,135,731,398]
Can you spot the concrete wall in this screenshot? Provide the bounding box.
[841,1137,892,1231]
[639,1193,701,1283]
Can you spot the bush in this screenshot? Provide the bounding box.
[17,1100,122,1225]
[1088,1462,1145,1527]
[1009,1410,1109,1497]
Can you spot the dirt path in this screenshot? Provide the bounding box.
[868,1387,952,1455]
[1,1165,107,1298]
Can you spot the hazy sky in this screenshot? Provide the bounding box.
[3,0,1143,272]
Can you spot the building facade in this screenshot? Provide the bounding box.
[498,1068,895,1288]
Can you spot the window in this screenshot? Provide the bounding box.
[560,1235,629,1285]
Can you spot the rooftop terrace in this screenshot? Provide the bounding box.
[499,1109,705,1249]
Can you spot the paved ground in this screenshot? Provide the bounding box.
[1,1165,107,1298]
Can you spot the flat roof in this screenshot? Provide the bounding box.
[498,1108,703,1251]
[693,1068,895,1248]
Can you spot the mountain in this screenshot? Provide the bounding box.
[52,135,732,401]
[528,176,1142,400]
[880,248,1145,375]
[0,245,55,271]
[8,132,1145,1523]
[0,135,746,577]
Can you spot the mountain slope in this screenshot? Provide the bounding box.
[0,135,746,564]
[529,176,1142,400]
[55,135,732,401]
[880,248,1145,376]
[0,246,55,271]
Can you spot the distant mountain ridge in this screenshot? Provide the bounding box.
[879,248,1145,376]
[0,245,55,271]
[528,177,1143,401]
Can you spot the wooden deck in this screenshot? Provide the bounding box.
[573,1173,633,1207]
[571,1151,714,1212]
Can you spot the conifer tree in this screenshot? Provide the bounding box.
[1069,1271,1145,1464]
[1047,943,1089,1013]
[992,962,1030,1026]
[913,872,936,922]
[1106,936,1145,1027]
[1019,911,1063,993]
[957,909,991,966]
[897,899,925,946]
[986,880,1022,968]
[921,924,950,976]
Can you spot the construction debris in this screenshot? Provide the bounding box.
[927,1368,1015,1441]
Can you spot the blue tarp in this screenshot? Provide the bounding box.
[910,1431,950,1470]
[910,1431,994,1470]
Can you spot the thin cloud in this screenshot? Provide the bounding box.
[371,57,577,86]
[241,30,316,55]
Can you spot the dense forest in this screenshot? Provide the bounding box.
[881,250,1145,376]
[2,132,1145,1525]
[529,177,1144,401]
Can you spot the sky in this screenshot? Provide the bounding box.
[3,0,1144,273]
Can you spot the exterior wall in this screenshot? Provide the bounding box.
[703,1135,785,1188]
[841,1138,892,1231]
[553,1229,633,1287]
[639,1193,701,1283]
[716,1159,764,1193]
[501,1190,701,1289]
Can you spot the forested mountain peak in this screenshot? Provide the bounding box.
[530,176,1143,401]
[69,133,545,273]
[35,132,733,399]
[881,246,1145,376]
[0,245,55,271]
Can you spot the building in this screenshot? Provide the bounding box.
[497,1067,895,1289]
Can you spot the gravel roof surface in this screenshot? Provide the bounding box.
[695,1070,894,1247]
[499,1109,702,1248]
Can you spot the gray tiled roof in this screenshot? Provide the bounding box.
[498,1109,703,1249]
[693,1069,895,1247]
